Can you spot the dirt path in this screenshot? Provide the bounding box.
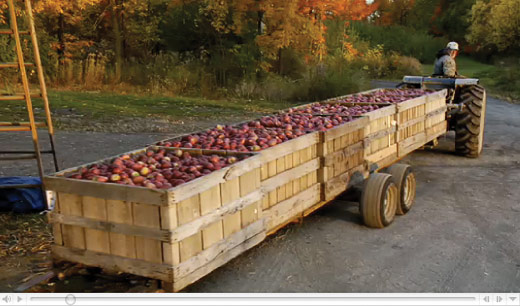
[1,86,519,292]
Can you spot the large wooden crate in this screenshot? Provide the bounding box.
[258,131,321,234]
[318,117,368,201]
[396,89,448,157]
[44,147,265,292]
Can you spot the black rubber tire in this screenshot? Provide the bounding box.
[455,85,487,158]
[360,173,398,228]
[385,164,416,215]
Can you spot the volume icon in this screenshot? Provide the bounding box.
[1,295,11,303]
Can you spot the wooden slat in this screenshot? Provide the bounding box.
[0,121,46,127]
[0,62,35,68]
[262,158,320,193]
[365,144,397,165]
[133,203,163,264]
[221,177,241,238]
[172,231,266,292]
[361,104,396,120]
[258,132,319,163]
[168,189,263,243]
[264,183,321,231]
[173,219,265,280]
[200,185,223,250]
[0,29,30,35]
[0,93,41,101]
[397,115,426,131]
[48,212,168,241]
[322,117,368,142]
[59,193,85,250]
[323,141,364,167]
[44,176,167,205]
[82,196,110,254]
[107,200,136,258]
[52,245,172,282]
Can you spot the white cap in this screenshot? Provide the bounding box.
[447,42,459,51]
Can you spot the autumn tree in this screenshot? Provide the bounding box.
[467,0,520,52]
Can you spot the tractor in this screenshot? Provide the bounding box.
[399,76,487,158]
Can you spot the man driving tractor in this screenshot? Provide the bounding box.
[433,42,459,77]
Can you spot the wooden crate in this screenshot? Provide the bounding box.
[318,117,369,201]
[44,147,265,292]
[258,131,321,233]
[361,104,398,170]
[397,89,448,157]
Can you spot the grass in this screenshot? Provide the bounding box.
[0,90,297,129]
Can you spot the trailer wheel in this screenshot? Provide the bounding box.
[455,85,487,158]
[360,173,398,228]
[385,164,416,215]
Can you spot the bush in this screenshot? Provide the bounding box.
[351,22,447,63]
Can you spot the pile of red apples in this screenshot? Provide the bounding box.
[65,148,246,188]
[338,88,433,104]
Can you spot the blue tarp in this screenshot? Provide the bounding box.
[0,177,45,213]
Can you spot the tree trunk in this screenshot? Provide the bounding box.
[57,13,65,82]
[278,48,283,75]
[111,0,122,82]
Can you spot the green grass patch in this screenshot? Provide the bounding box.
[0,90,295,123]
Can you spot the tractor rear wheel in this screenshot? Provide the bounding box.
[455,85,487,158]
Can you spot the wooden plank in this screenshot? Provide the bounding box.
[49,213,167,241]
[258,132,319,163]
[396,95,427,112]
[240,170,260,228]
[267,160,277,178]
[106,200,136,259]
[322,117,368,142]
[366,144,397,165]
[45,177,166,206]
[168,189,264,244]
[169,169,226,204]
[265,183,321,231]
[425,106,447,118]
[397,115,426,131]
[52,245,172,282]
[51,195,63,246]
[82,196,110,254]
[173,219,265,280]
[180,232,203,262]
[223,154,262,180]
[59,193,85,250]
[172,231,266,292]
[398,132,427,157]
[221,177,241,237]
[239,169,260,197]
[161,198,180,266]
[262,158,320,193]
[133,203,163,264]
[323,170,355,201]
[200,186,223,250]
[364,126,397,144]
[361,104,396,120]
[177,195,201,225]
[323,141,364,167]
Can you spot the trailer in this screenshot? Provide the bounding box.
[44,88,453,292]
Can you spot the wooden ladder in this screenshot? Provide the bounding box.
[0,0,59,204]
